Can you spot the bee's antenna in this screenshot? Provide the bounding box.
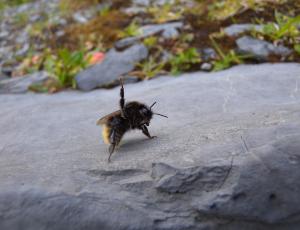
[154,113,168,118]
[150,102,157,110]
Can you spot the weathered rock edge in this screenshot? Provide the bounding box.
[1,134,300,230]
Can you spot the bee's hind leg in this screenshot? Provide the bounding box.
[108,144,116,163]
[140,125,157,139]
[107,129,116,163]
[107,129,123,163]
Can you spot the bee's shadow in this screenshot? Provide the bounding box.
[118,137,154,153]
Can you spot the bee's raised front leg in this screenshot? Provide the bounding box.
[119,78,126,119]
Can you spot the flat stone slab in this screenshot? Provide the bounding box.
[236,36,292,59]
[224,23,263,36]
[1,63,300,229]
[0,71,49,94]
[115,22,183,50]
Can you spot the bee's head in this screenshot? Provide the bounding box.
[139,105,153,126]
[142,102,168,126]
[127,101,168,127]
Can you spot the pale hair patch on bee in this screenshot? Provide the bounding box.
[102,124,111,144]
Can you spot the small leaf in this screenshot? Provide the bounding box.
[294,44,300,55]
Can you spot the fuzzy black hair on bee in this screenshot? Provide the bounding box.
[97,78,168,162]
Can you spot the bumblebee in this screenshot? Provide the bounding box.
[97,78,168,162]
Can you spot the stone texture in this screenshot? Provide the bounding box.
[196,136,300,225]
[75,44,148,91]
[236,36,292,59]
[123,6,147,14]
[224,24,263,37]
[200,62,213,71]
[140,22,183,39]
[131,0,175,6]
[1,63,300,229]
[114,36,141,50]
[0,73,8,81]
[71,3,110,24]
[0,0,67,74]
[115,22,183,50]
[0,71,49,94]
[201,47,217,61]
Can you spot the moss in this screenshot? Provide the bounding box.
[13,11,30,28]
[59,0,103,11]
[59,0,131,11]
[57,10,131,50]
[0,0,35,7]
[146,2,183,23]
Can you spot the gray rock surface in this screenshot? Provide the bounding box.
[224,24,263,37]
[0,0,62,70]
[131,0,175,6]
[201,47,217,61]
[124,0,180,14]
[123,6,147,14]
[0,73,9,81]
[1,66,14,76]
[0,71,49,94]
[196,136,300,225]
[200,62,213,71]
[115,22,183,50]
[140,22,183,39]
[1,63,300,229]
[114,36,141,50]
[72,3,110,24]
[75,44,148,91]
[236,36,292,59]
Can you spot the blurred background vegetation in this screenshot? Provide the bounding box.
[0,0,299,92]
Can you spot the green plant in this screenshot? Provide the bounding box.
[136,56,165,79]
[120,20,141,38]
[212,50,246,71]
[210,38,249,71]
[0,0,34,7]
[0,2,5,12]
[28,20,48,38]
[13,12,29,27]
[206,0,287,21]
[98,4,111,17]
[143,36,158,48]
[179,33,195,43]
[294,44,300,55]
[254,12,300,42]
[169,48,200,75]
[44,49,88,88]
[146,2,183,23]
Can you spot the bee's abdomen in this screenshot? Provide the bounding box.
[101,116,130,145]
[101,125,125,145]
[111,128,126,145]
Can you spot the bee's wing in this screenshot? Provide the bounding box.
[96,110,121,125]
